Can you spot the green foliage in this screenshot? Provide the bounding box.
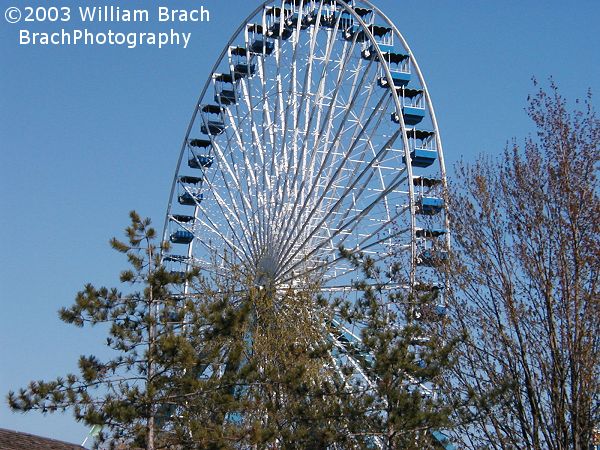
[7,211,200,449]
[8,212,464,449]
[164,274,350,449]
[334,251,465,449]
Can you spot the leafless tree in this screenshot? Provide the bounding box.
[445,83,600,450]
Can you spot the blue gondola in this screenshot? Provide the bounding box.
[201,120,225,136]
[230,46,255,78]
[417,249,449,267]
[170,230,194,244]
[215,89,236,105]
[402,106,425,124]
[250,40,275,55]
[431,431,457,450]
[416,228,447,238]
[417,196,444,215]
[392,71,411,87]
[178,192,204,206]
[213,73,236,105]
[377,53,411,88]
[171,214,194,223]
[188,155,213,169]
[233,63,256,77]
[391,108,425,126]
[361,25,394,59]
[379,72,410,89]
[403,148,437,168]
[411,148,437,168]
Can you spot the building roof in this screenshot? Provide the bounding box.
[0,428,85,450]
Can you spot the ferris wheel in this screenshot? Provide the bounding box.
[162,0,448,299]
[162,0,450,444]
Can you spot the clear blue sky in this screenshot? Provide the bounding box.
[1,0,599,446]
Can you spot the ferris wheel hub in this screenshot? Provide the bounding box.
[255,251,279,285]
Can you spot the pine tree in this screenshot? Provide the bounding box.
[7,212,201,449]
[334,250,464,449]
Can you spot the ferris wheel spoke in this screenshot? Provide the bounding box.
[272,41,369,247]
[337,202,411,260]
[326,148,396,243]
[241,43,284,252]
[296,52,372,210]
[250,43,272,231]
[359,225,412,255]
[255,57,272,178]
[298,130,403,254]
[302,90,394,237]
[301,18,345,193]
[239,47,265,175]
[300,39,363,213]
[266,17,322,237]
[200,171,258,263]
[219,109,255,201]
[281,9,327,202]
[275,170,410,283]
[283,57,380,230]
[210,140,262,258]
[263,26,294,248]
[191,205,253,267]
[197,140,260,268]
[278,228,411,288]
[268,26,317,235]
[223,106,269,252]
[269,12,306,220]
[238,73,270,251]
[274,86,391,269]
[272,42,380,260]
[267,93,335,253]
[312,71,387,233]
[334,173,411,249]
[197,203,253,266]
